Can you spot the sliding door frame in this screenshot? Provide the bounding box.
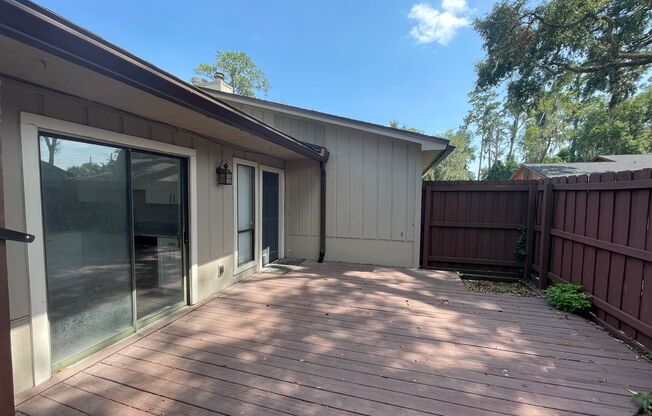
[20,112,198,385]
[233,158,260,275]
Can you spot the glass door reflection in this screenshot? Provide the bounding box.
[131,151,185,320]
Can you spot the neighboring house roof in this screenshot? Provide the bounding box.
[514,154,652,178]
[0,0,327,162]
[591,154,652,166]
[198,88,451,152]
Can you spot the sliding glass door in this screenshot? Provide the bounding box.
[39,134,188,369]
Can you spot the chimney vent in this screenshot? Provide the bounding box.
[193,73,233,94]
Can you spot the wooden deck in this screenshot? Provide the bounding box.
[16,261,652,416]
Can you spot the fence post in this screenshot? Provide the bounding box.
[523,183,537,280]
[421,185,432,268]
[538,182,554,288]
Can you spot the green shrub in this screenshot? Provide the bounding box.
[545,284,591,313]
[631,390,652,415]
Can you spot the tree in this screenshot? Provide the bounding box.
[480,159,519,180]
[424,129,475,181]
[389,119,425,134]
[43,137,60,165]
[464,88,507,177]
[566,85,652,160]
[475,0,652,110]
[195,51,270,97]
[519,88,576,162]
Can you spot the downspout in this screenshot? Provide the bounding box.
[318,161,326,262]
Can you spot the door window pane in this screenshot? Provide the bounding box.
[237,165,255,265]
[39,135,133,366]
[131,151,184,319]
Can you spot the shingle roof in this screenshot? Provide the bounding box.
[591,154,652,165]
[525,154,652,178]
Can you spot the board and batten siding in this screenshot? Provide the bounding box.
[235,102,422,267]
[0,78,283,394]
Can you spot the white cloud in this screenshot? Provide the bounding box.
[408,1,471,45]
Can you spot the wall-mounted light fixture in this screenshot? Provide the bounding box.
[216,160,232,185]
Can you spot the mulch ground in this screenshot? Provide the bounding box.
[462,279,543,297]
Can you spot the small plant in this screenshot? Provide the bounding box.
[630,390,652,415]
[514,227,527,261]
[545,284,591,313]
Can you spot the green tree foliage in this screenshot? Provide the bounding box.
[195,51,270,97]
[464,88,507,177]
[424,129,475,181]
[389,119,425,134]
[465,0,651,172]
[475,0,652,110]
[566,86,652,160]
[480,159,519,180]
[388,121,475,181]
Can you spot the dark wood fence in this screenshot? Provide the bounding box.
[422,170,652,349]
[530,169,652,349]
[421,180,538,278]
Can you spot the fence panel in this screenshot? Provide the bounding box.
[531,169,652,349]
[421,180,536,277]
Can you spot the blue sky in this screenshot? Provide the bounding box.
[38,0,492,147]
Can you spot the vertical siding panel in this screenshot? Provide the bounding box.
[315,124,325,147]
[324,126,337,237]
[363,134,378,239]
[310,162,320,237]
[391,141,408,241]
[298,161,312,236]
[222,146,234,253]
[405,144,417,242]
[193,138,210,262]
[273,114,283,130]
[336,128,351,237]
[349,132,364,238]
[287,161,300,236]
[208,142,223,257]
[377,137,392,240]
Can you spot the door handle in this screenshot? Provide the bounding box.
[0,227,35,243]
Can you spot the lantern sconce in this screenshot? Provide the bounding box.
[216,160,232,185]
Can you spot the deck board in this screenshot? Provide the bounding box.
[16,261,651,415]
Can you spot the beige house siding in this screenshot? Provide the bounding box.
[234,102,422,267]
[0,78,283,393]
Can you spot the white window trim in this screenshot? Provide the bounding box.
[233,158,261,275]
[258,164,285,270]
[19,112,199,385]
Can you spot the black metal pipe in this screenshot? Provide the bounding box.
[318,161,326,263]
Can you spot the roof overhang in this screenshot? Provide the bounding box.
[0,0,328,162]
[421,145,455,176]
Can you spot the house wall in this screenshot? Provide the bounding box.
[512,167,544,180]
[0,77,284,394]
[233,102,422,267]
